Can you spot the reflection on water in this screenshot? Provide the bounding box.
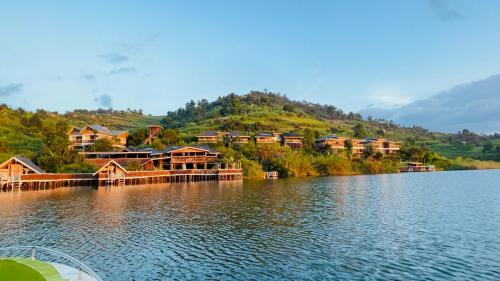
[1,170,500,280]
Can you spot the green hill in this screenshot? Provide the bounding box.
[64,109,163,130]
[1,92,499,175]
[160,91,438,142]
[159,91,500,163]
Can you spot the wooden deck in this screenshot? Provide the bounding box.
[0,169,243,192]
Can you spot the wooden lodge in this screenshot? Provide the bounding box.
[68,125,128,150]
[196,131,226,144]
[350,139,366,158]
[79,146,154,168]
[281,133,304,148]
[142,124,164,145]
[227,132,251,144]
[196,131,250,144]
[362,138,401,155]
[314,135,401,157]
[255,132,282,144]
[0,156,45,190]
[315,135,347,153]
[195,131,303,147]
[143,146,221,170]
[0,146,243,192]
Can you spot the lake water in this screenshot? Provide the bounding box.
[1,170,500,280]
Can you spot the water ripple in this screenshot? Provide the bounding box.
[1,170,500,280]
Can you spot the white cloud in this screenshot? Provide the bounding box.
[361,74,500,133]
[365,84,413,108]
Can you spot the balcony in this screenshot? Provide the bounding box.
[170,156,217,163]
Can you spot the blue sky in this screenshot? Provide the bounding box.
[1,0,500,115]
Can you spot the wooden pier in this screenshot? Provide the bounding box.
[0,169,243,192]
[264,171,278,179]
[1,145,245,192]
[400,162,435,173]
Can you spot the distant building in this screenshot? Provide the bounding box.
[349,139,366,158]
[315,135,346,153]
[196,131,227,144]
[255,132,282,144]
[362,138,401,155]
[68,125,128,150]
[143,124,164,145]
[196,131,251,144]
[281,133,303,148]
[194,130,306,148]
[227,132,250,144]
[314,135,401,157]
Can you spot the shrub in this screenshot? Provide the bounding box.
[126,160,142,171]
[241,158,265,178]
[313,155,352,176]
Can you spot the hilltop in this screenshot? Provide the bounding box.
[63,109,163,130]
[160,91,437,142]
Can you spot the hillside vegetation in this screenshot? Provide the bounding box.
[161,92,500,162]
[1,92,499,176]
[0,105,160,172]
[161,91,437,141]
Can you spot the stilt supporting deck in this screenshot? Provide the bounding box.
[1,169,243,192]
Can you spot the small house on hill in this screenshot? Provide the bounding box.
[315,135,346,152]
[196,131,227,144]
[281,133,303,148]
[227,132,250,144]
[350,139,366,158]
[362,138,401,155]
[255,132,281,144]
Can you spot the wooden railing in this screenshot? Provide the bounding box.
[170,156,217,163]
[21,173,95,180]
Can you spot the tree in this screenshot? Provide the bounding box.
[160,129,179,145]
[344,139,353,159]
[283,104,295,112]
[483,142,494,154]
[363,144,374,159]
[150,139,164,151]
[92,138,114,152]
[126,160,142,171]
[127,128,149,146]
[302,129,320,151]
[0,136,8,153]
[401,146,426,162]
[353,123,367,138]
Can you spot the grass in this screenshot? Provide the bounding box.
[65,112,163,130]
[427,139,500,161]
[446,157,500,170]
